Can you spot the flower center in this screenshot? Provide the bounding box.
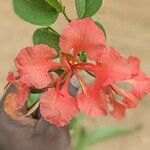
[60,53,79,69]
[69,60,78,65]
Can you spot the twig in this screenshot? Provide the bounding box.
[63,7,71,23]
[59,0,71,23]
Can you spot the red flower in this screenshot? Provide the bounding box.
[77,86,107,117]
[40,73,79,127]
[60,18,106,60]
[6,18,150,127]
[122,71,150,108]
[6,72,29,110]
[95,47,132,85]
[93,48,150,119]
[15,44,61,89]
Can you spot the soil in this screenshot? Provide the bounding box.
[0,0,150,150]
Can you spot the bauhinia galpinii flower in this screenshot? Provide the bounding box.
[5,18,150,127]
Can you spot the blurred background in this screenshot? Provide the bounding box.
[0,0,150,149]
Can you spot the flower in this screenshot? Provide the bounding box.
[6,71,29,110]
[5,18,150,127]
[15,44,61,89]
[94,48,150,119]
[60,18,106,61]
[40,73,79,127]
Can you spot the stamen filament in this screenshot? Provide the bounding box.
[62,72,72,93]
[108,86,116,103]
[110,84,135,103]
[110,84,126,97]
[56,69,69,95]
[73,70,87,94]
[76,62,95,68]
[63,56,72,70]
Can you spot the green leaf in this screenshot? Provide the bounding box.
[70,115,86,150]
[27,93,41,109]
[78,52,87,62]
[45,0,63,12]
[55,69,64,76]
[95,21,106,39]
[33,27,60,52]
[47,26,60,36]
[13,0,59,26]
[69,116,82,130]
[25,101,40,116]
[78,126,140,150]
[83,0,103,17]
[75,0,85,18]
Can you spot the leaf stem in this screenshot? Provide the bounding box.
[63,8,71,23]
[59,0,71,23]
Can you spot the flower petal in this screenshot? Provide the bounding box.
[128,56,140,76]
[40,88,79,127]
[15,80,29,110]
[15,44,59,89]
[95,47,132,85]
[110,100,126,119]
[123,71,150,108]
[77,87,107,117]
[4,93,18,119]
[60,18,105,60]
[7,71,16,83]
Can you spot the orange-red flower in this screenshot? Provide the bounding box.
[6,18,150,127]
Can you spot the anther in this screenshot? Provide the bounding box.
[74,61,78,65]
[69,60,72,64]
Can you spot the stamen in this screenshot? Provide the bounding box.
[75,62,95,77]
[77,62,95,68]
[64,57,71,70]
[74,61,78,65]
[56,69,69,95]
[110,84,126,97]
[73,70,87,94]
[110,84,135,103]
[109,87,116,101]
[62,72,72,93]
[69,60,73,64]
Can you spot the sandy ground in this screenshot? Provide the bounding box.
[0,0,150,150]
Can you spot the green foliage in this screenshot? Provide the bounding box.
[83,0,103,17]
[27,93,41,109]
[78,52,87,62]
[70,115,140,150]
[55,69,64,76]
[78,127,137,150]
[75,126,139,150]
[75,0,103,18]
[12,0,59,26]
[12,1,139,150]
[70,115,85,150]
[75,0,85,18]
[33,27,60,52]
[95,21,106,39]
[45,0,64,12]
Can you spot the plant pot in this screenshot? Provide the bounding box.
[0,83,78,150]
